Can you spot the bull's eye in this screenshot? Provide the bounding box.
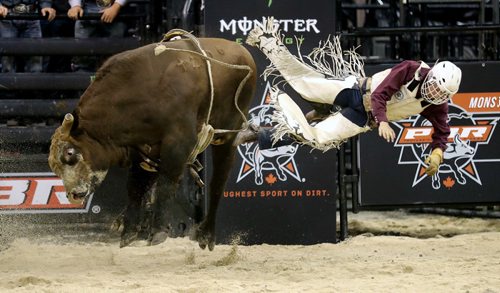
[66,149,75,156]
[61,147,79,165]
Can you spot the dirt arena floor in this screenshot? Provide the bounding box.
[0,210,499,293]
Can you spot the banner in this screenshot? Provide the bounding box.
[205,0,338,244]
[0,154,128,222]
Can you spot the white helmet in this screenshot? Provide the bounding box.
[421,61,462,105]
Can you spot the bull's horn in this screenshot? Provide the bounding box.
[61,113,74,139]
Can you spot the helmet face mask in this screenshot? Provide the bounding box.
[421,71,451,105]
[421,61,462,105]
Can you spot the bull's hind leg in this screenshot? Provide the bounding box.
[194,142,238,251]
[120,163,158,247]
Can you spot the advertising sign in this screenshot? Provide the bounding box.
[0,173,93,214]
[358,62,500,206]
[0,154,128,222]
[205,0,338,244]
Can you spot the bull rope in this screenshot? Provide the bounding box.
[154,29,252,131]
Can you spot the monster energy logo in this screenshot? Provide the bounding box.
[268,0,272,7]
[220,17,320,35]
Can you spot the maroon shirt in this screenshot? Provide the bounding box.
[370,60,450,151]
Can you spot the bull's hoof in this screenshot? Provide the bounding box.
[192,225,215,251]
[150,231,168,246]
[120,223,151,248]
[120,231,138,248]
[137,228,151,241]
[110,215,125,233]
[161,198,190,238]
[197,235,215,251]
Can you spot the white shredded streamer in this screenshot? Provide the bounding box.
[250,18,365,87]
[303,36,365,80]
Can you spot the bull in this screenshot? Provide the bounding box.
[48,31,257,250]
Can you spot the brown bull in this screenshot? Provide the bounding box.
[48,34,257,250]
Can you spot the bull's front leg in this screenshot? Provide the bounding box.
[120,162,158,247]
[150,132,196,245]
[150,176,192,245]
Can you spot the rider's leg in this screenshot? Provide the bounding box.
[305,85,363,123]
[234,88,370,149]
[332,89,368,127]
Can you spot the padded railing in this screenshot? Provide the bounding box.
[0,38,141,56]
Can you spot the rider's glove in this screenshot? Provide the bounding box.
[424,148,443,176]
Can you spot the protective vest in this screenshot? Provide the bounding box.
[370,61,432,121]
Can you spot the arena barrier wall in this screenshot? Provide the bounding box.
[205,0,338,245]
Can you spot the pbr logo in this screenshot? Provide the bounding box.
[236,83,304,185]
[0,173,94,214]
[392,102,499,190]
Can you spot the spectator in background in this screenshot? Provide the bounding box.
[0,0,56,72]
[67,0,127,71]
[41,0,74,73]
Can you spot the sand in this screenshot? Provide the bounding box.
[0,210,499,293]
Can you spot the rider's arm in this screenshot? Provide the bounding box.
[421,103,450,152]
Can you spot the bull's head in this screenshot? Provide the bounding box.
[48,113,108,204]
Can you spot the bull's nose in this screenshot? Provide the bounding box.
[68,191,88,204]
[75,191,88,198]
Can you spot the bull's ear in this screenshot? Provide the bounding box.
[61,113,74,140]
